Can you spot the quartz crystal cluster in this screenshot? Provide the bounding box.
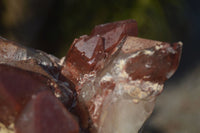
[0,19,182,133]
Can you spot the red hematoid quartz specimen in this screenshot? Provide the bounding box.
[0,19,182,133]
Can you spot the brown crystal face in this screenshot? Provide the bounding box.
[15,91,79,133]
[91,19,138,52]
[63,35,105,84]
[0,64,50,126]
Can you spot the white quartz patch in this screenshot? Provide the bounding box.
[155,44,163,50]
[113,59,129,79]
[143,50,155,56]
[59,56,66,65]
[166,70,176,79]
[0,123,14,133]
[101,73,113,82]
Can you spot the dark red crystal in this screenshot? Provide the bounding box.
[91,19,138,53]
[15,91,79,133]
[62,35,105,84]
[0,64,50,126]
[61,19,138,87]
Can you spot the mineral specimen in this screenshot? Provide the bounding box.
[0,19,182,133]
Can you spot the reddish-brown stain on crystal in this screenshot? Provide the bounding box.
[125,42,182,83]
